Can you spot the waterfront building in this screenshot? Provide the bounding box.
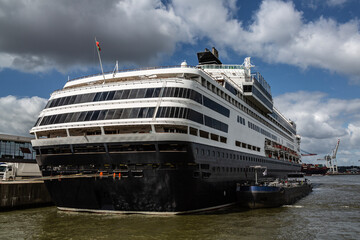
[0,133,36,163]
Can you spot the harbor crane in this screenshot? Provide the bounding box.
[317,139,340,174]
[301,149,317,156]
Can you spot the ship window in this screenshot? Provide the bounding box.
[58,113,67,123]
[153,88,161,97]
[189,90,202,104]
[182,108,189,119]
[203,96,230,117]
[188,109,203,124]
[93,92,102,102]
[40,116,48,125]
[145,88,155,98]
[63,96,71,106]
[43,115,52,125]
[156,107,164,118]
[53,97,62,107]
[58,97,66,106]
[53,114,62,124]
[81,93,93,103]
[162,87,170,98]
[163,107,169,117]
[113,109,124,119]
[184,88,190,98]
[121,89,131,99]
[72,95,81,104]
[70,112,80,122]
[168,107,175,118]
[105,109,115,120]
[199,130,209,139]
[129,89,138,99]
[136,88,146,98]
[77,111,87,122]
[97,110,108,120]
[114,90,123,100]
[220,136,227,143]
[170,87,177,97]
[46,99,53,108]
[84,111,93,121]
[129,108,140,118]
[210,133,219,141]
[50,115,57,124]
[68,95,76,105]
[138,108,148,118]
[189,127,197,136]
[174,107,180,118]
[46,115,54,124]
[121,108,131,119]
[91,111,100,121]
[178,88,184,98]
[100,92,109,101]
[178,107,185,118]
[146,108,155,118]
[106,91,116,100]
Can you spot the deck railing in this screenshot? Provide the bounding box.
[67,65,196,82]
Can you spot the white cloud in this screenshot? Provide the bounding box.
[1,0,360,83]
[327,0,348,7]
[173,0,360,83]
[274,91,360,165]
[0,0,192,73]
[0,96,47,137]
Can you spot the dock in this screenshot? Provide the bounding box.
[0,180,53,210]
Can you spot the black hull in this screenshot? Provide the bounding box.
[36,141,301,213]
[237,183,312,209]
[44,172,237,213]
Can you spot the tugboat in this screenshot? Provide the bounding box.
[237,166,312,209]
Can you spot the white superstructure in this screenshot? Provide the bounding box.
[31,50,300,165]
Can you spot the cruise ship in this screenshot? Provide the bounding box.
[30,48,301,214]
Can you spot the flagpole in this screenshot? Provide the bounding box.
[95,37,106,83]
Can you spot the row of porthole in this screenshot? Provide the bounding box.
[195,148,266,162]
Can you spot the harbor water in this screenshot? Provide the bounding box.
[0,175,359,240]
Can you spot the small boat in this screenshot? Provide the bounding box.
[236,166,312,209]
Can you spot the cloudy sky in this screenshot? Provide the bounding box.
[0,0,359,166]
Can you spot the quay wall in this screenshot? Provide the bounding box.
[0,181,53,210]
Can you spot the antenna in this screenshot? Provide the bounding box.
[113,60,118,78]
